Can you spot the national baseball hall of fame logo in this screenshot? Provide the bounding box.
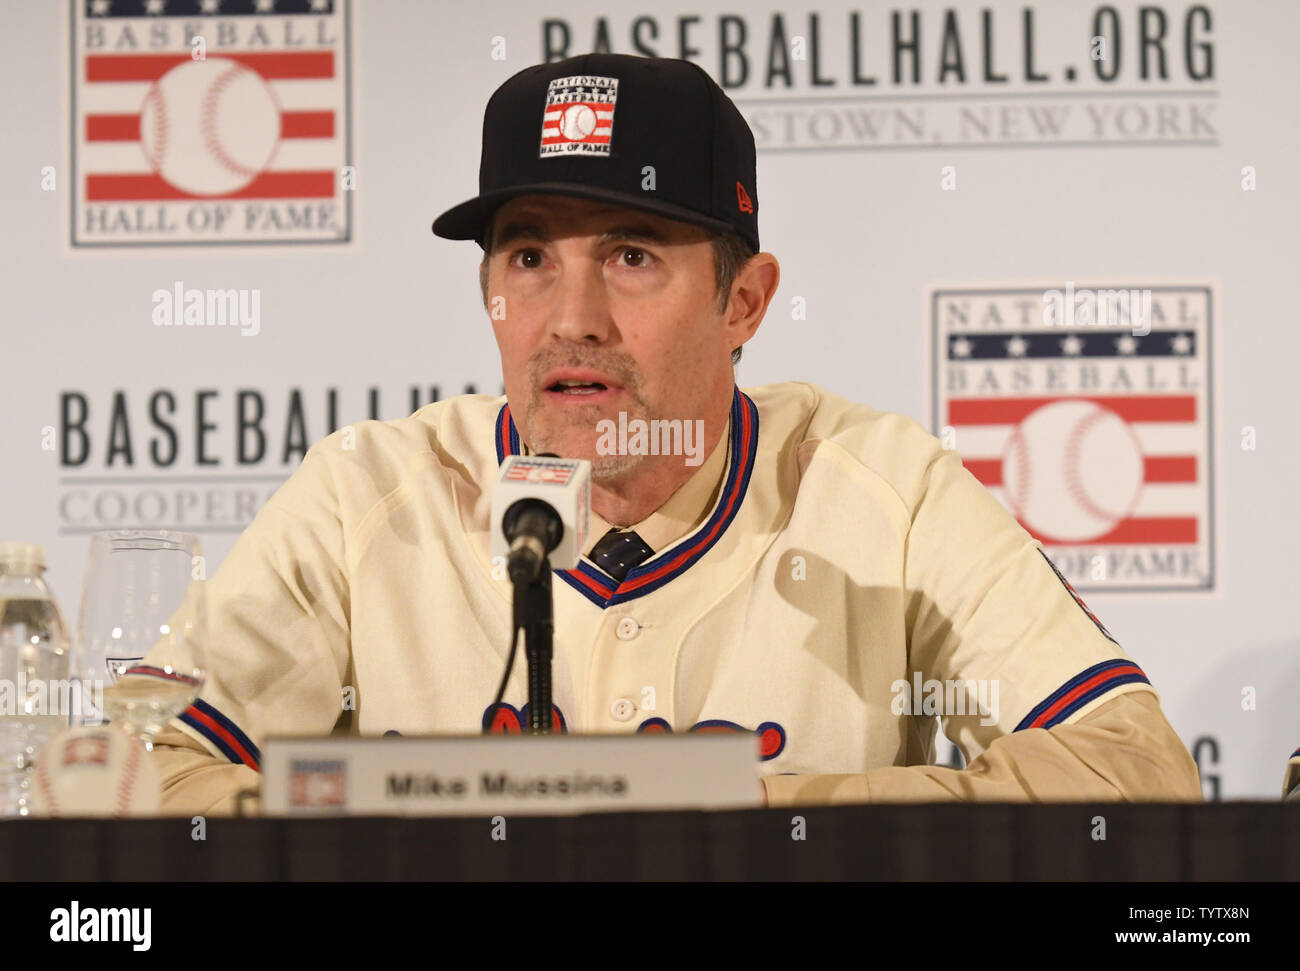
[70,0,354,247]
[930,286,1214,592]
[540,74,617,159]
[289,758,346,809]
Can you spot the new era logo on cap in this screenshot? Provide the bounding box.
[737,182,754,214]
[541,74,618,158]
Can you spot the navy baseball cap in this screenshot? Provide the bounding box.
[431,53,759,253]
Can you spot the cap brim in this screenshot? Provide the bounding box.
[431,183,739,248]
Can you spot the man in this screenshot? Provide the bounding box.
[148,53,1200,813]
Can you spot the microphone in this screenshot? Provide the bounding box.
[491,454,591,583]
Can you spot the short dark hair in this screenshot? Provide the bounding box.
[478,214,756,365]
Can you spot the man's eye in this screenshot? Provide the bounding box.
[511,249,544,269]
[617,247,652,268]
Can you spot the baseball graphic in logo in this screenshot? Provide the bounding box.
[558,103,599,141]
[139,58,282,197]
[1002,400,1145,542]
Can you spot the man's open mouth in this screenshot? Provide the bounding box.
[548,380,609,396]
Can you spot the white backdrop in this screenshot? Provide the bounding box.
[2,0,1297,798]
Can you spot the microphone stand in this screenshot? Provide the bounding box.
[512,557,554,735]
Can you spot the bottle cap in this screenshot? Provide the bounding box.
[0,542,46,572]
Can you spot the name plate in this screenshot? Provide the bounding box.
[261,733,763,816]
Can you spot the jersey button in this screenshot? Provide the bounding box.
[615,617,640,641]
[610,698,636,722]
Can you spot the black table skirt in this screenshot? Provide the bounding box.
[3,802,1297,881]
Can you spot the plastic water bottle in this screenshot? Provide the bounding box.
[0,543,71,817]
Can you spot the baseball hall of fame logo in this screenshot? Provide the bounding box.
[540,74,617,158]
[70,0,355,247]
[929,285,1215,592]
[289,758,346,809]
[63,734,111,768]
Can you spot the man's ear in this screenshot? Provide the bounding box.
[724,252,780,351]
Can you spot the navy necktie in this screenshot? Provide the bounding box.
[589,528,654,583]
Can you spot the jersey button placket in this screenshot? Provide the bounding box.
[609,698,636,722]
[591,613,655,730]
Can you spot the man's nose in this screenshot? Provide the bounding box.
[545,262,614,345]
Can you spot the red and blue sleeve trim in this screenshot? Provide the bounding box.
[178,698,261,772]
[492,386,759,609]
[1014,658,1151,731]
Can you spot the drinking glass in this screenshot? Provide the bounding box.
[75,530,207,752]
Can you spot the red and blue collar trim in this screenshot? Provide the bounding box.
[493,387,759,608]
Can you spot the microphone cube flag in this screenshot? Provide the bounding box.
[491,455,591,570]
[28,726,161,818]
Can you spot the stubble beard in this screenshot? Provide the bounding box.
[521,347,650,484]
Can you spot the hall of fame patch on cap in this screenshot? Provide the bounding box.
[927,285,1215,592]
[540,74,617,158]
[68,0,355,248]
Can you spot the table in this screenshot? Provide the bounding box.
[3,802,1296,881]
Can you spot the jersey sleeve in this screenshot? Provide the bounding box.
[762,691,1201,806]
[903,442,1157,765]
[143,441,351,782]
[149,722,262,816]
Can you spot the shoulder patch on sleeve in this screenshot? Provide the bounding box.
[1039,548,1118,645]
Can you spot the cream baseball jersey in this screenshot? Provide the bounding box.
[155,381,1157,781]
